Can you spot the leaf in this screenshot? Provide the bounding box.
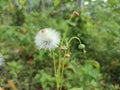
[86,60,100,70]
[54,0,59,7]
[20,0,26,5]
[108,0,117,6]
[90,60,100,70]
[67,21,76,27]
[7,80,17,90]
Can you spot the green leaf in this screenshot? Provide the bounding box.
[90,60,100,70]
[86,60,100,70]
[108,0,117,6]
[20,0,26,5]
[54,0,59,7]
[67,20,76,27]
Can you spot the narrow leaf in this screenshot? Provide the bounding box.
[7,80,17,90]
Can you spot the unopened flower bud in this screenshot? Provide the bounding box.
[71,11,79,20]
[78,44,85,49]
[60,46,67,50]
[65,54,71,58]
[73,11,80,17]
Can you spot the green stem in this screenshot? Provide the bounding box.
[52,51,56,75]
[52,51,59,89]
[56,24,69,90]
[60,60,65,90]
[57,49,62,90]
[67,36,82,48]
[61,25,69,45]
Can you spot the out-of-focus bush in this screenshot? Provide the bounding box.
[67,0,120,84]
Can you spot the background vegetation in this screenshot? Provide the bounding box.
[0,0,120,90]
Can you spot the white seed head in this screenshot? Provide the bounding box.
[35,28,60,51]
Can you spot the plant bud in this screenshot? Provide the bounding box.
[73,11,80,17]
[65,54,71,59]
[71,11,79,20]
[78,44,85,49]
[60,46,67,50]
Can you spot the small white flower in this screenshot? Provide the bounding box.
[0,54,4,66]
[35,28,60,51]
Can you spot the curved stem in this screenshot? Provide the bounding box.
[67,36,82,48]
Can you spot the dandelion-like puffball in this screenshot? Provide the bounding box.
[0,54,4,66]
[35,28,60,51]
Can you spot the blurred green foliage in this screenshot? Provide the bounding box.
[0,0,120,90]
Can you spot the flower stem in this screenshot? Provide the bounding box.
[52,51,56,76]
[67,36,82,48]
[52,51,59,89]
[60,60,65,90]
[61,25,69,45]
[57,49,62,90]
